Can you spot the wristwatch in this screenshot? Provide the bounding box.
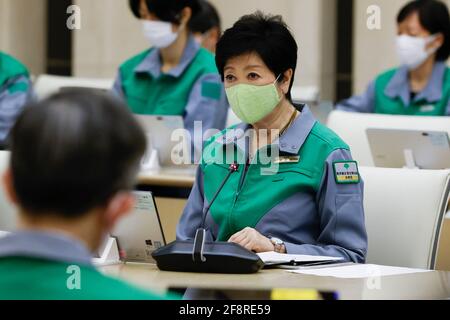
[270,237,286,253]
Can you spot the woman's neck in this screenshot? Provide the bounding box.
[409,55,436,92]
[251,99,297,151]
[253,99,296,133]
[160,31,189,73]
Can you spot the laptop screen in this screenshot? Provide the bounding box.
[110,191,166,263]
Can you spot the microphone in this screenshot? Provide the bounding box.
[152,162,264,274]
[201,162,240,228]
[193,162,240,263]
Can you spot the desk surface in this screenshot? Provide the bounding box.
[138,168,196,188]
[101,263,450,300]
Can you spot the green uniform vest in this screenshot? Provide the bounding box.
[374,67,450,116]
[119,48,218,115]
[0,52,29,92]
[0,257,169,300]
[201,123,349,241]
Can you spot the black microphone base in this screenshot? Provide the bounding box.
[152,241,264,274]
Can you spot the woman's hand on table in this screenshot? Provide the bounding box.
[228,227,274,253]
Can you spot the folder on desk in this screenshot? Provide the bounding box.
[257,252,344,267]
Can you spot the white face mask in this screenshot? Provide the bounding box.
[142,20,180,48]
[396,34,438,70]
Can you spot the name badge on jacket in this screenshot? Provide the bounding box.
[420,105,435,113]
[274,156,300,164]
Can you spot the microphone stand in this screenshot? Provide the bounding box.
[193,163,239,263]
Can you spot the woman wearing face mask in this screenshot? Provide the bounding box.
[336,0,450,116]
[177,12,367,263]
[113,0,229,157]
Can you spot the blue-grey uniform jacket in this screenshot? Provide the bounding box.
[112,36,229,159]
[177,106,368,263]
[336,62,450,115]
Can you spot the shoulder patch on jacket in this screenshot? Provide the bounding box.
[333,161,360,184]
[201,81,221,100]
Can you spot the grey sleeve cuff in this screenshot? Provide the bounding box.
[284,241,366,263]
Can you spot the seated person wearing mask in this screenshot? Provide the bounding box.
[0,52,33,147]
[189,0,222,54]
[0,91,172,300]
[113,0,229,158]
[336,0,450,116]
[177,12,367,263]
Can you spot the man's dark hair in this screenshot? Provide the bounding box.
[215,11,298,101]
[129,0,201,25]
[189,0,221,34]
[398,0,450,61]
[9,90,146,218]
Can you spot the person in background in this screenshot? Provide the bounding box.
[189,0,222,54]
[177,12,367,263]
[113,0,229,160]
[336,0,450,116]
[0,52,33,148]
[0,91,173,300]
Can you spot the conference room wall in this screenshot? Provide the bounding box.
[2,0,449,100]
[209,0,337,101]
[72,0,337,100]
[0,0,47,76]
[353,0,450,95]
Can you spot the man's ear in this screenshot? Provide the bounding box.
[2,169,18,206]
[103,192,135,231]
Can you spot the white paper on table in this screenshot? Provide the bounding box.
[257,251,343,265]
[288,264,431,279]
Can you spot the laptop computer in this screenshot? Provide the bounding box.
[366,128,450,169]
[134,115,192,169]
[111,191,166,264]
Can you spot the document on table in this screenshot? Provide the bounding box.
[289,264,431,279]
[257,251,344,266]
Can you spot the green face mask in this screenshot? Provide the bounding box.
[225,76,282,124]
